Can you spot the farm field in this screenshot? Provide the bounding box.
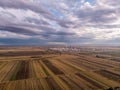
[0,47,120,90]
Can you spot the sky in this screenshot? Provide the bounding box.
[0,0,120,45]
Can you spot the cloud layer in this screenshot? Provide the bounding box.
[0,0,120,45]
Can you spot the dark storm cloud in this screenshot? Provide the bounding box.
[42,31,74,37]
[0,0,48,14]
[0,26,38,35]
[76,8,116,24]
[39,29,75,39]
[0,38,47,45]
[24,17,50,25]
[85,24,120,29]
[51,34,95,45]
[100,0,120,6]
[0,0,57,22]
[58,20,74,28]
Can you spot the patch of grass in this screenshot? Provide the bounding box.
[10,62,21,80]
[41,64,50,76]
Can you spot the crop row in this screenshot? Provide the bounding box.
[95,70,120,82]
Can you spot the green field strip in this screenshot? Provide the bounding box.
[38,61,50,76]
[10,62,22,81]
[1,62,18,82]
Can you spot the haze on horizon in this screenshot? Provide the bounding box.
[0,0,120,46]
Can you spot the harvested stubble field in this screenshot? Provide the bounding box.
[0,48,120,90]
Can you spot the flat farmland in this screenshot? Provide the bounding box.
[0,48,120,90]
